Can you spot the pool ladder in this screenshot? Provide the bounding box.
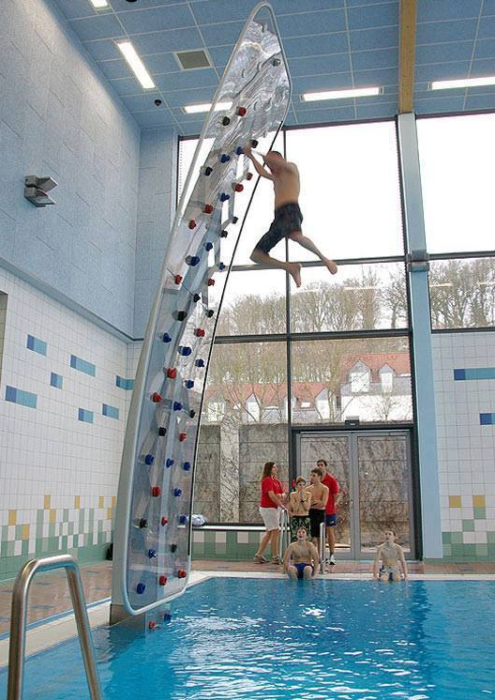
[278,509,291,561]
[7,554,103,700]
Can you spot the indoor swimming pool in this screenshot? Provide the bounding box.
[1,577,495,700]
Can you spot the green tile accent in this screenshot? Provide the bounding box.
[462,519,475,532]
[476,544,488,557]
[487,533,495,544]
[249,531,261,544]
[443,544,452,557]
[474,507,486,520]
[442,532,452,544]
[451,532,463,544]
[204,531,216,544]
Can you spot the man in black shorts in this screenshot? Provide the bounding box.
[308,467,329,556]
[244,147,338,288]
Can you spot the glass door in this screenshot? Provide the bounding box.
[295,429,414,559]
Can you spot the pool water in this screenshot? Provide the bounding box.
[2,578,495,699]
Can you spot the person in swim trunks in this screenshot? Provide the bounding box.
[307,468,329,556]
[283,526,320,580]
[288,476,311,542]
[244,146,338,288]
[372,529,409,582]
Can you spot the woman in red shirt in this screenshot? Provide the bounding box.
[254,461,287,564]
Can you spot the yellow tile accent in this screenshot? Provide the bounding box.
[8,510,17,526]
[107,508,113,519]
[21,525,30,540]
[473,495,486,508]
[49,509,57,524]
[449,496,462,508]
[74,496,81,509]
[98,496,104,508]
[44,495,51,509]
[112,496,117,507]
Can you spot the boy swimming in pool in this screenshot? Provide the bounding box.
[244,146,338,288]
[283,526,320,580]
[372,530,409,582]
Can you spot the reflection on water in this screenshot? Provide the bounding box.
[1,580,495,699]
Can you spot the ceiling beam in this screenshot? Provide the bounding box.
[399,0,418,113]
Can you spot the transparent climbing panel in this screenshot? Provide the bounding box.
[111,1,291,617]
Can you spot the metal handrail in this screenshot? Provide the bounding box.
[7,554,103,700]
[279,509,290,560]
[319,521,327,574]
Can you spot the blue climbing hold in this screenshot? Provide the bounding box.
[166,458,174,468]
[195,359,205,368]
[163,612,172,622]
[145,454,154,466]
[186,255,200,267]
[162,333,172,343]
[236,146,244,156]
[136,583,146,594]
[148,549,157,559]
[185,380,194,389]
[218,262,226,271]
[179,346,192,356]
[173,401,183,411]
[183,461,192,471]
[204,241,214,251]
[179,515,188,525]
[174,488,182,497]
[220,154,230,163]
[219,193,230,202]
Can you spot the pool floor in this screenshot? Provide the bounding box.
[1,578,495,699]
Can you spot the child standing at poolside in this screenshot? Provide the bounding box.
[373,530,409,581]
[244,146,338,288]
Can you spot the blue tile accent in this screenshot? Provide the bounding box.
[27,335,47,356]
[70,355,96,377]
[78,409,94,424]
[454,368,495,381]
[116,376,134,391]
[50,373,63,389]
[5,386,37,409]
[480,413,495,425]
[102,404,119,420]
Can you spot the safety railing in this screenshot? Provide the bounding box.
[319,522,327,574]
[7,554,103,700]
[279,509,291,561]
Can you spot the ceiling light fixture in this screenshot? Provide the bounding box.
[301,87,381,102]
[183,101,232,114]
[116,41,155,90]
[89,0,109,8]
[431,76,495,90]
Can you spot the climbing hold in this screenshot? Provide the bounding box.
[182,461,192,471]
[185,380,194,390]
[233,183,244,192]
[247,172,253,181]
[158,427,167,437]
[194,328,205,337]
[251,139,258,148]
[186,255,200,266]
[136,582,146,594]
[219,193,230,202]
[195,359,205,368]
[163,611,172,622]
[220,154,230,163]
[179,515,188,525]
[232,216,239,224]
[139,518,148,529]
[179,346,192,356]
[151,392,162,403]
[145,454,154,466]
[189,409,196,418]
[166,458,174,468]
[206,309,214,319]
[218,262,226,271]
[237,106,247,116]
[179,432,187,442]
[272,57,281,66]
[220,229,228,238]
[177,569,187,579]
[175,311,187,321]
[161,516,168,526]
[148,549,157,559]
[166,368,177,379]
[205,166,213,176]
[173,401,183,411]
[188,220,196,230]
[207,278,215,286]
[193,293,201,303]
[236,146,244,156]
[151,486,161,497]
[203,204,214,214]
[204,241,214,251]
[174,274,183,285]
[222,116,230,126]
[148,621,158,631]
[162,333,172,343]
[170,543,178,553]
[159,575,167,586]
[174,488,182,497]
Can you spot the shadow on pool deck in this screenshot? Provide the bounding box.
[1,559,495,635]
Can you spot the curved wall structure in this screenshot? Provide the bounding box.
[111,2,290,621]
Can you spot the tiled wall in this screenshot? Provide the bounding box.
[433,331,495,561]
[0,266,139,580]
[192,528,264,561]
[0,0,140,336]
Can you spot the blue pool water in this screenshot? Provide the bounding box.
[2,578,495,699]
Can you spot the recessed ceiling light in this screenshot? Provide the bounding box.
[89,0,109,8]
[183,101,232,114]
[116,41,155,90]
[301,87,381,102]
[431,76,495,90]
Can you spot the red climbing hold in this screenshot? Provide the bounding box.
[151,486,161,497]
[204,204,214,214]
[149,621,157,630]
[177,569,187,579]
[151,392,162,403]
[161,516,169,526]
[234,183,244,192]
[247,172,253,181]
[174,274,183,285]
[207,278,215,287]
[159,575,167,586]
[179,432,187,442]
[237,107,247,116]
[194,328,205,337]
[188,219,196,230]
[166,368,177,379]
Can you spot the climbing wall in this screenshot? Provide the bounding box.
[111,1,290,620]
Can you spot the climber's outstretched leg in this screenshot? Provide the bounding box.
[250,247,302,287]
[288,231,338,275]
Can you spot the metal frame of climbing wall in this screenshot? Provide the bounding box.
[111,1,291,622]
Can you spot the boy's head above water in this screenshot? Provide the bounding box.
[296,526,308,541]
